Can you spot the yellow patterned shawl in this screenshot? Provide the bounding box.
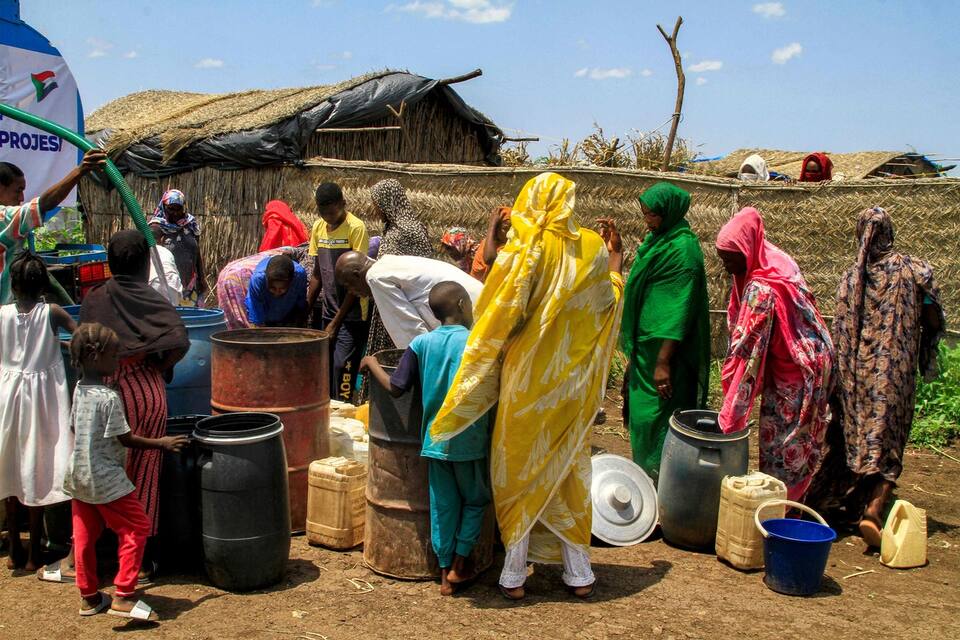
[431,172,624,562]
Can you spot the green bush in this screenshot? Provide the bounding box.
[32,207,84,252]
[911,343,960,447]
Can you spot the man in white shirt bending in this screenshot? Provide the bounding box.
[148,228,183,305]
[335,252,482,349]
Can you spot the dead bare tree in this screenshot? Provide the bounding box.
[657,16,685,172]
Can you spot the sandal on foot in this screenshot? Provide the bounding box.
[567,581,597,600]
[499,584,525,601]
[80,592,111,616]
[108,600,155,621]
[39,559,76,583]
[859,516,882,548]
[137,560,158,586]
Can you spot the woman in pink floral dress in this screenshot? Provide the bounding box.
[715,207,835,501]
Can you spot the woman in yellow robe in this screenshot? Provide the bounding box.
[431,172,624,599]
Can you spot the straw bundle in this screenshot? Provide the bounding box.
[80,162,960,359]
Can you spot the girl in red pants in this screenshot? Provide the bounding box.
[63,323,187,620]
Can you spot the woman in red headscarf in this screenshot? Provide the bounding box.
[259,200,309,252]
[715,208,835,501]
[799,152,833,182]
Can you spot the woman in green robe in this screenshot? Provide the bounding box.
[621,182,711,482]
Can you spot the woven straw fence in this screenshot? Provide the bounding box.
[79,161,960,353]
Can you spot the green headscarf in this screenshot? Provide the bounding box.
[639,181,691,235]
[620,181,711,480]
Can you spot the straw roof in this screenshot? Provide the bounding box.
[85,70,406,160]
[693,148,916,180]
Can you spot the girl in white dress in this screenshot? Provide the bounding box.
[0,252,76,571]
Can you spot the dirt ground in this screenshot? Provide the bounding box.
[2,397,959,640]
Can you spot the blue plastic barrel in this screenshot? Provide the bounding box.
[755,499,837,596]
[60,306,225,416]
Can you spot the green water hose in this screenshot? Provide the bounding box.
[0,102,155,247]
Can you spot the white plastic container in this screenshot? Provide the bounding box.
[715,471,787,570]
[881,500,927,569]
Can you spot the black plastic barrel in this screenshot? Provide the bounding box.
[193,413,290,591]
[158,415,207,572]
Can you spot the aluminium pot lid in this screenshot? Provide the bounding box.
[590,453,658,546]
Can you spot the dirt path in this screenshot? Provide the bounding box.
[2,400,959,640]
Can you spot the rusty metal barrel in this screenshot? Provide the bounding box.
[364,350,494,579]
[210,328,329,531]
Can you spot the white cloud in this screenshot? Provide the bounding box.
[689,60,722,72]
[771,42,802,64]
[640,68,653,77]
[194,58,225,69]
[575,67,632,80]
[341,51,353,60]
[696,77,708,86]
[314,63,337,71]
[753,2,785,18]
[311,0,335,6]
[123,51,138,59]
[576,38,589,50]
[86,37,113,58]
[392,0,512,24]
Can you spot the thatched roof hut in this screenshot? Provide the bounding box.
[693,148,947,180]
[85,69,504,175]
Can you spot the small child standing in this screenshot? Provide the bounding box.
[64,323,187,619]
[0,252,76,571]
[362,281,491,596]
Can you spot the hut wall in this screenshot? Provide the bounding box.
[80,163,960,356]
[303,93,490,165]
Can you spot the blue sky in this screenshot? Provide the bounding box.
[20,0,960,167]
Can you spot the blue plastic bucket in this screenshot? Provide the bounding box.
[755,499,836,596]
[60,306,225,416]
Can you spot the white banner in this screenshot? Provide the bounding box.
[0,43,81,206]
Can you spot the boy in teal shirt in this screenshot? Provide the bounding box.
[361,281,491,596]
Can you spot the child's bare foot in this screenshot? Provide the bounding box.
[446,555,475,585]
[440,569,455,596]
[6,543,25,570]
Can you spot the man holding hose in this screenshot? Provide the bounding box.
[0,149,107,304]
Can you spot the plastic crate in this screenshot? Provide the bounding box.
[39,243,107,265]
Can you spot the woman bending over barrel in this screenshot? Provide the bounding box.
[715,207,834,502]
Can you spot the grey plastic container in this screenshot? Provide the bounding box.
[658,410,750,550]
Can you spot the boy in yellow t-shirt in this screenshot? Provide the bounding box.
[307,183,370,402]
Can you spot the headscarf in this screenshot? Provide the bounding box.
[80,230,188,359]
[149,189,200,236]
[371,179,432,258]
[836,208,945,387]
[716,207,804,320]
[738,154,770,182]
[470,207,511,281]
[799,152,833,182]
[440,227,477,272]
[431,172,624,558]
[259,200,308,252]
[622,182,710,403]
